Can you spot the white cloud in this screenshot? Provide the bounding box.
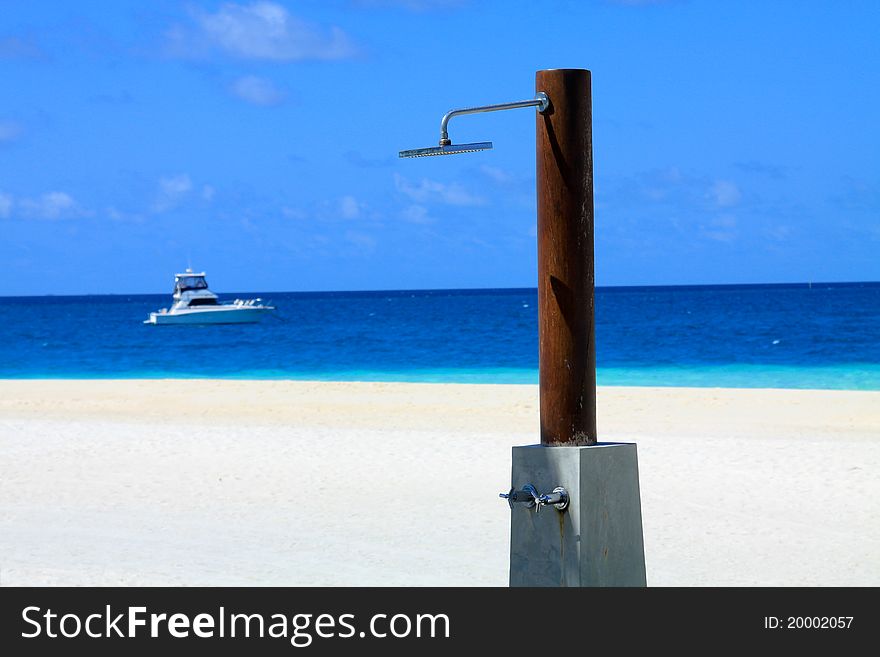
[701,215,737,242]
[0,192,12,218]
[708,180,741,207]
[230,75,285,106]
[202,184,216,201]
[160,174,192,196]
[169,2,356,61]
[1,190,90,220]
[479,165,512,184]
[766,225,792,241]
[701,230,736,243]
[344,230,376,252]
[400,204,431,224]
[646,167,684,198]
[610,0,676,5]
[355,0,467,9]
[107,206,141,222]
[0,120,23,143]
[394,173,485,206]
[282,206,307,220]
[19,191,82,219]
[711,215,736,228]
[153,174,192,212]
[339,195,361,219]
[658,166,683,184]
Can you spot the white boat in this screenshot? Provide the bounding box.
[144,270,274,325]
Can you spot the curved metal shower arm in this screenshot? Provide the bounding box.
[439,92,550,145]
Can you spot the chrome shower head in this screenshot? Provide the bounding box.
[398,92,548,160]
[399,141,493,158]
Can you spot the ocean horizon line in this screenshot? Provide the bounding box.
[2,279,879,301]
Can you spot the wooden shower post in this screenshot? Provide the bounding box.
[535,68,597,446]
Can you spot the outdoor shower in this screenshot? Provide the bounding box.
[398,70,646,587]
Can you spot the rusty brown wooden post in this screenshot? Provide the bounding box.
[536,68,596,446]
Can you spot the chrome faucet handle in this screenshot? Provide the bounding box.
[500,483,540,510]
[501,484,569,513]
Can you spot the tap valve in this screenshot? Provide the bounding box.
[500,483,539,510]
[500,484,569,513]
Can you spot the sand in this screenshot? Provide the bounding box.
[0,379,878,586]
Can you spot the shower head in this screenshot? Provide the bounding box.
[399,92,549,160]
[399,142,493,158]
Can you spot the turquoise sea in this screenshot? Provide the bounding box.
[1,283,878,389]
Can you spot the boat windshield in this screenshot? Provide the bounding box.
[175,276,208,293]
[187,297,218,306]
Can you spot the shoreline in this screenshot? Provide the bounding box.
[3,362,879,391]
[1,379,878,437]
[1,380,878,586]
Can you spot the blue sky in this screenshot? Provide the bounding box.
[1,0,878,295]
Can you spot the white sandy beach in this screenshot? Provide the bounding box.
[0,380,878,586]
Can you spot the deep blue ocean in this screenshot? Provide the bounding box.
[1,283,879,389]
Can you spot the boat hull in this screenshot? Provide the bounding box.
[145,306,273,325]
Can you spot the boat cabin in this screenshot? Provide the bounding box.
[173,271,218,306]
